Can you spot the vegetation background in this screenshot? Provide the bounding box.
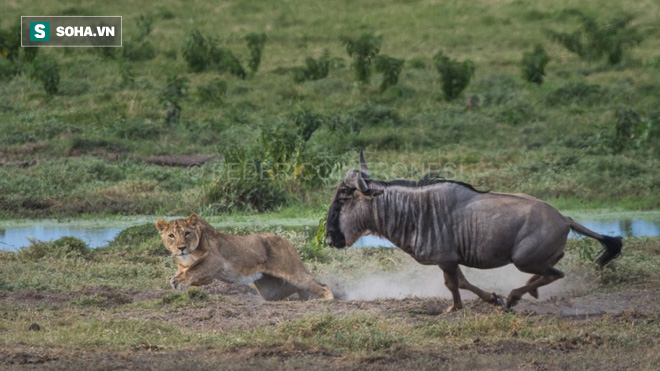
[0,1,659,369]
[0,0,658,220]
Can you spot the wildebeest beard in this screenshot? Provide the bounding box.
[325,199,346,248]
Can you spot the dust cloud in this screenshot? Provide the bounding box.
[328,259,586,302]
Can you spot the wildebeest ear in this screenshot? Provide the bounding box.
[187,214,200,225]
[363,188,384,197]
[156,219,168,232]
[359,149,370,177]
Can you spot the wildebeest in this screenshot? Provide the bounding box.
[325,151,622,312]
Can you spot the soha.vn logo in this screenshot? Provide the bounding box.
[30,22,50,41]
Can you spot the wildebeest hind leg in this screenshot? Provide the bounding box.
[440,266,463,312]
[525,275,542,299]
[455,267,499,305]
[506,267,564,308]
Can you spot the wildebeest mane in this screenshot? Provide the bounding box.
[372,172,488,194]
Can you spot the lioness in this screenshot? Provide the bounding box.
[156,214,334,301]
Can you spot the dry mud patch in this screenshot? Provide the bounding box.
[1,281,658,370]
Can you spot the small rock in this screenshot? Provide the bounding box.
[28,323,40,331]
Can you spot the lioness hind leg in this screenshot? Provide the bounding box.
[253,275,298,301]
[271,271,334,300]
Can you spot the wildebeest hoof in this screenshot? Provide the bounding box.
[529,289,539,299]
[493,294,509,309]
[445,304,463,313]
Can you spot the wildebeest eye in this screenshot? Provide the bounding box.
[184,231,191,237]
[339,188,354,200]
[168,234,175,238]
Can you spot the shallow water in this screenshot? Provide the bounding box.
[0,212,658,251]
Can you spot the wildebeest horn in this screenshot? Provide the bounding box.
[359,149,370,177]
[345,169,383,196]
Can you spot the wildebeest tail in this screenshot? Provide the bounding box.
[565,217,623,267]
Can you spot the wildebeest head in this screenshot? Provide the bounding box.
[325,150,384,248]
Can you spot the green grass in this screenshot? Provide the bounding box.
[0,228,658,367]
[0,0,658,218]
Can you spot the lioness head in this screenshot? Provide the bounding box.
[156,214,203,258]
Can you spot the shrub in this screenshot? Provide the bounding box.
[245,32,267,74]
[433,51,475,101]
[30,57,60,95]
[182,29,246,78]
[136,14,154,42]
[0,23,23,63]
[110,223,159,247]
[340,33,382,84]
[18,236,89,261]
[196,78,227,104]
[292,110,324,141]
[374,54,404,92]
[205,163,287,213]
[210,46,246,79]
[521,44,550,84]
[293,51,330,83]
[122,15,157,61]
[546,10,644,65]
[182,29,210,72]
[159,74,187,125]
[0,57,17,81]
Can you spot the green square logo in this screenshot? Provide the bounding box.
[30,22,50,41]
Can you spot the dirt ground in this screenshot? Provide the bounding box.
[1,280,659,370]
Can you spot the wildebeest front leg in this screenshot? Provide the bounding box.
[440,266,463,312]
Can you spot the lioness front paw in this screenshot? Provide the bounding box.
[169,276,189,291]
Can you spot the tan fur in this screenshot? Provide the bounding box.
[156,214,333,301]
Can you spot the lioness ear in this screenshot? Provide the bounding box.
[187,213,200,225]
[156,219,168,232]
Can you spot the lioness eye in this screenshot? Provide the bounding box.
[168,234,175,238]
[184,231,190,237]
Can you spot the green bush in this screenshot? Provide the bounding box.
[182,29,246,78]
[293,52,330,83]
[196,78,227,104]
[159,74,188,125]
[546,10,644,65]
[30,57,60,95]
[521,44,550,84]
[205,165,288,213]
[374,54,404,92]
[211,47,246,79]
[0,23,21,62]
[110,223,159,247]
[18,236,90,261]
[609,109,660,154]
[182,29,210,72]
[340,33,382,84]
[433,51,475,101]
[0,57,17,81]
[245,32,267,74]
